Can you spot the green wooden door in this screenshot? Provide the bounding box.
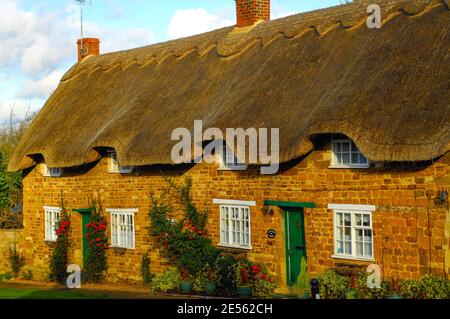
[285,208,306,286]
[81,213,91,268]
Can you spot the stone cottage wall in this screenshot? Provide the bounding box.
[20,142,450,285]
[0,229,23,274]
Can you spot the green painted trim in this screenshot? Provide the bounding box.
[72,208,94,214]
[264,200,316,209]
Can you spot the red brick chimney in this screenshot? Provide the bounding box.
[77,38,100,62]
[236,0,270,27]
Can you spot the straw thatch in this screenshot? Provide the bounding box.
[8,0,450,171]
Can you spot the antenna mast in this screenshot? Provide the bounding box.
[75,0,91,56]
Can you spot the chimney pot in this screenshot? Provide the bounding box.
[236,0,270,28]
[77,38,100,62]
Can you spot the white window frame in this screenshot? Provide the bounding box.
[108,151,133,174]
[330,139,370,169]
[107,208,137,249]
[44,206,61,242]
[43,164,62,177]
[329,204,375,261]
[217,144,247,171]
[214,199,255,250]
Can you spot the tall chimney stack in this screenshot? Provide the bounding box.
[236,0,270,28]
[77,38,100,62]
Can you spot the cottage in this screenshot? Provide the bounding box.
[7,0,450,288]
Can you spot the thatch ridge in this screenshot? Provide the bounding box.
[8,0,450,171]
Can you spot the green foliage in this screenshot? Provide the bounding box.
[294,257,310,296]
[317,270,349,299]
[353,271,391,299]
[149,177,220,277]
[84,199,109,283]
[8,246,26,278]
[140,253,152,286]
[22,269,33,280]
[216,255,238,296]
[150,267,181,294]
[49,207,72,283]
[421,275,450,299]
[400,278,425,299]
[253,278,276,298]
[0,152,22,210]
[0,273,13,281]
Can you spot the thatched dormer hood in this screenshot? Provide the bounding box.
[8,0,450,171]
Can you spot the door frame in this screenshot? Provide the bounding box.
[284,207,306,286]
[263,200,315,287]
[73,208,93,268]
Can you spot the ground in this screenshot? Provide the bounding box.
[0,280,199,299]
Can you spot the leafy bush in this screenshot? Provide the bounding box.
[317,270,349,299]
[253,277,276,298]
[400,278,425,299]
[149,177,220,278]
[150,267,181,294]
[216,255,238,296]
[84,200,109,283]
[49,208,72,283]
[354,271,391,299]
[8,246,25,278]
[294,257,310,297]
[22,269,33,280]
[0,273,13,281]
[140,253,152,285]
[421,275,450,299]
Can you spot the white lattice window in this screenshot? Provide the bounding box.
[108,209,136,249]
[44,206,61,242]
[43,164,62,177]
[108,151,133,174]
[218,144,247,171]
[219,205,251,249]
[331,139,369,168]
[329,204,375,261]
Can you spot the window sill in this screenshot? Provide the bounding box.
[328,165,370,169]
[110,246,135,250]
[218,244,252,251]
[332,254,374,262]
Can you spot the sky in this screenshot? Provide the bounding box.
[0,0,345,126]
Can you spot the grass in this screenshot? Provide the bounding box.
[0,288,112,299]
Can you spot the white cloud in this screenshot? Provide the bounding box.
[0,99,39,127]
[167,9,233,40]
[20,70,64,100]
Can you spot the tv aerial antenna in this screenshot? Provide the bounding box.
[75,0,92,55]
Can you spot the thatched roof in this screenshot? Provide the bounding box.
[8,0,450,171]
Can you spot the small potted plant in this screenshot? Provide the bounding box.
[294,257,311,299]
[204,264,217,295]
[236,262,253,298]
[179,267,193,294]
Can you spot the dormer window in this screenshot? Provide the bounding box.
[108,151,133,174]
[43,164,62,177]
[218,144,247,171]
[330,139,369,169]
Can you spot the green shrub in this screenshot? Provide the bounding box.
[253,278,277,298]
[294,257,310,297]
[0,273,13,281]
[22,269,33,281]
[216,255,237,296]
[140,253,152,285]
[317,270,349,299]
[354,271,391,299]
[150,267,181,294]
[8,246,25,278]
[400,278,425,299]
[422,275,450,299]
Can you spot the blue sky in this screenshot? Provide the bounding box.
[0,0,343,126]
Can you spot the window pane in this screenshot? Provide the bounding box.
[356,229,363,241]
[352,153,359,164]
[336,213,343,226]
[364,229,372,242]
[335,227,343,241]
[359,153,368,164]
[344,214,351,226]
[363,215,370,227]
[365,243,372,257]
[345,227,351,241]
[342,142,350,153]
[355,214,362,226]
[342,153,350,164]
[345,241,352,254]
[351,142,358,152]
[356,242,363,256]
[336,241,344,254]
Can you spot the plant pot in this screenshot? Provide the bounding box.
[237,286,252,298]
[205,282,216,295]
[297,289,310,299]
[346,289,358,299]
[180,281,193,294]
[386,294,404,299]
